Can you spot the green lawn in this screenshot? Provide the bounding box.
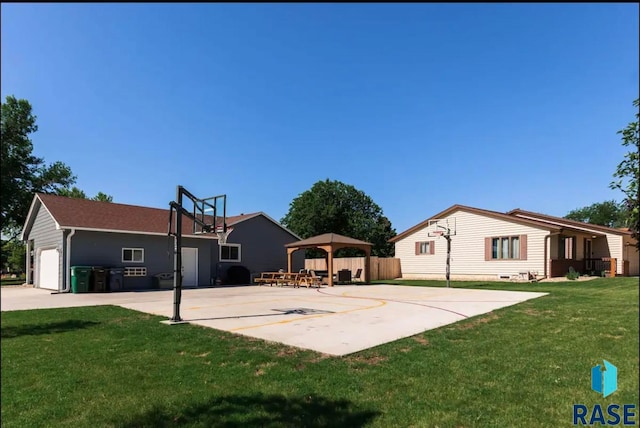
[2,278,638,427]
[0,277,26,286]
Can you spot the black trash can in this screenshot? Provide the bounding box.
[338,269,352,283]
[92,267,108,292]
[109,267,125,292]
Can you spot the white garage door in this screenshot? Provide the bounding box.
[39,249,60,290]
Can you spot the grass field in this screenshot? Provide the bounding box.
[2,278,638,427]
[0,277,26,286]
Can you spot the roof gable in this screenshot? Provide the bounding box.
[285,233,372,248]
[20,196,60,240]
[23,193,292,239]
[389,204,562,243]
[507,209,633,236]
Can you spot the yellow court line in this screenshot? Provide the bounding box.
[341,287,477,302]
[230,298,387,332]
[185,297,312,310]
[187,294,373,311]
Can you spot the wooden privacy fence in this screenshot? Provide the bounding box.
[304,257,401,281]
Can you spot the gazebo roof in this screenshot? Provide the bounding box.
[285,233,372,249]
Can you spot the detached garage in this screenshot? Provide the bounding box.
[21,193,304,292]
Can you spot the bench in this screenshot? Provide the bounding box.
[255,272,279,286]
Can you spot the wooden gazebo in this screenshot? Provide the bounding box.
[285,233,372,287]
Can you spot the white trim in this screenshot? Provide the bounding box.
[417,241,432,255]
[122,247,144,263]
[59,226,218,239]
[227,212,302,240]
[512,214,609,236]
[219,243,242,262]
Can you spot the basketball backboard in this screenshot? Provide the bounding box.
[193,194,227,236]
[427,217,456,237]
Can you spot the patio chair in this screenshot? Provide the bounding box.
[352,268,363,282]
[304,270,322,288]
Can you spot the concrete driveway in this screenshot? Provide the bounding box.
[1,285,547,356]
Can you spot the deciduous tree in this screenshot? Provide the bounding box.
[1,239,25,274]
[1,96,75,237]
[610,98,639,248]
[564,200,625,228]
[56,187,113,202]
[281,179,396,257]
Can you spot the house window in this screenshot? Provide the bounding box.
[219,244,241,262]
[415,241,435,255]
[122,248,144,263]
[559,236,575,259]
[124,267,147,277]
[491,236,521,260]
[511,236,520,259]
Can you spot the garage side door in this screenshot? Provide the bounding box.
[181,247,198,287]
[39,249,60,290]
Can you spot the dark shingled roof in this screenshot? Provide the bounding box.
[285,233,372,248]
[34,193,255,236]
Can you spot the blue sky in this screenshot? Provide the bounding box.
[2,3,638,234]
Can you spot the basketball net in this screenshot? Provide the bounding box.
[216,228,231,245]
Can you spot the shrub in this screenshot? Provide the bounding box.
[566,267,580,280]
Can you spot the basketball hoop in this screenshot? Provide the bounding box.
[216,227,232,245]
[428,230,444,238]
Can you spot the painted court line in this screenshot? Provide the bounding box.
[230,299,387,332]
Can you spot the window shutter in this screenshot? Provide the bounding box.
[520,235,527,260]
[485,237,492,261]
[430,240,435,255]
[415,242,420,255]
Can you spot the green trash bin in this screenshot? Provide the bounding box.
[71,266,92,293]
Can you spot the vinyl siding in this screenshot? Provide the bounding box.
[623,237,639,276]
[220,215,304,281]
[27,204,64,290]
[594,233,624,275]
[71,231,214,288]
[395,209,550,279]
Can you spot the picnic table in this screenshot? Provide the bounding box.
[254,271,322,288]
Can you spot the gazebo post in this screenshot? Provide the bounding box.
[286,248,295,273]
[364,247,371,284]
[327,247,334,287]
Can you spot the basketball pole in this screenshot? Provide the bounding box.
[168,185,223,323]
[170,186,184,322]
[445,233,451,288]
[436,224,452,288]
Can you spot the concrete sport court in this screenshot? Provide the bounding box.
[1,285,548,356]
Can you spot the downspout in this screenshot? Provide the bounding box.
[53,228,75,294]
[544,233,551,278]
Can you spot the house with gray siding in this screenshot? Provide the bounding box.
[21,193,304,292]
[391,204,638,280]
